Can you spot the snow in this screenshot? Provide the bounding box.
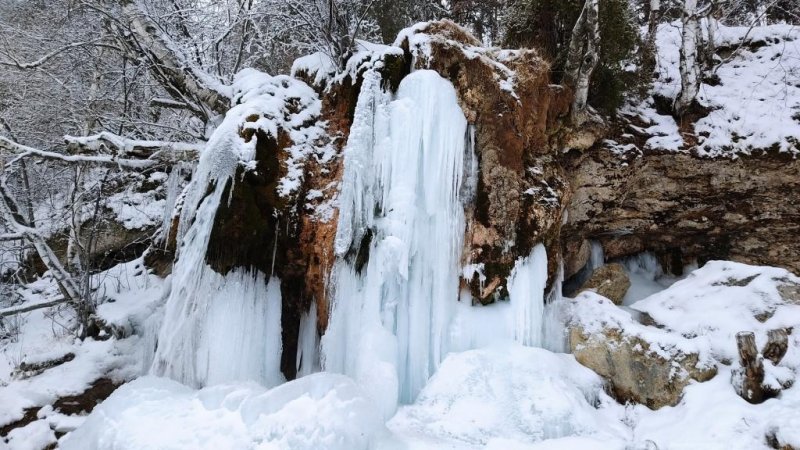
[395,22,523,100]
[629,260,800,364]
[61,374,386,450]
[5,420,55,450]
[106,190,166,230]
[628,21,800,157]
[291,52,336,86]
[386,345,628,449]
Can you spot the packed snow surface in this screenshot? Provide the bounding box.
[60,374,385,450]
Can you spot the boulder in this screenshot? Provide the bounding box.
[568,292,717,409]
[578,263,631,304]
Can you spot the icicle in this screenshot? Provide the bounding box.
[543,259,569,353]
[160,163,184,246]
[508,244,548,347]
[150,99,284,388]
[590,240,604,270]
[296,302,320,377]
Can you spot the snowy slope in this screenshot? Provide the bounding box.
[625,22,800,157]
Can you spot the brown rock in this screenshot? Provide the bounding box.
[562,149,800,275]
[578,263,631,305]
[569,324,717,409]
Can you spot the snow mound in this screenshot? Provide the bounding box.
[631,260,800,364]
[61,373,385,450]
[386,345,628,449]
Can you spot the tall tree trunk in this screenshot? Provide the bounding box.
[674,0,701,116]
[563,0,600,121]
[643,0,661,77]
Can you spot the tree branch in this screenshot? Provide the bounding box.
[1,135,199,169]
[64,132,201,164]
[0,39,103,70]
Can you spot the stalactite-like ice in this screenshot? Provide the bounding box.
[323,69,552,416]
[148,73,297,388]
[296,302,320,378]
[508,244,548,347]
[322,69,471,416]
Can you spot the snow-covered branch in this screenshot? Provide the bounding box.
[1,135,198,169]
[0,178,82,305]
[64,133,201,164]
[0,39,103,70]
[112,1,232,117]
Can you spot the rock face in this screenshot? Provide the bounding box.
[562,149,800,277]
[578,263,630,304]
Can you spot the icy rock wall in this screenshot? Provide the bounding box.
[148,70,323,388]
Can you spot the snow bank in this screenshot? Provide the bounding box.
[630,260,800,364]
[61,374,385,450]
[386,345,628,449]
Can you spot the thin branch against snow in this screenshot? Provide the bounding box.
[0,177,82,305]
[0,233,24,241]
[0,38,104,70]
[0,298,69,318]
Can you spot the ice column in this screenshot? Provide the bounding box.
[322,69,471,415]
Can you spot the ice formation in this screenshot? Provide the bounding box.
[149,70,322,388]
[322,68,552,416]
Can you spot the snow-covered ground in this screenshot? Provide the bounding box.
[3,258,799,449]
[623,22,800,157]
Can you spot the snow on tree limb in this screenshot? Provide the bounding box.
[0,38,105,70]
[0,135,199,169]
[64,133,201,164]
[0,178,82,305]
[111,0,232,117]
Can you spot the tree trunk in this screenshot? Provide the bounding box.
[762,329,789,365]
[674,0,701,116]
[735,331,765,404]
[563,0,600,120]
[642,0,661,77]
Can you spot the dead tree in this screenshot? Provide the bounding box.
[734,329,792,404]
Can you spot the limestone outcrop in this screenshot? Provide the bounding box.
[568,292,717,408]
[561,148,800,278]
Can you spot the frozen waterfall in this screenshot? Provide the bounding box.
[321,69,551,417]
